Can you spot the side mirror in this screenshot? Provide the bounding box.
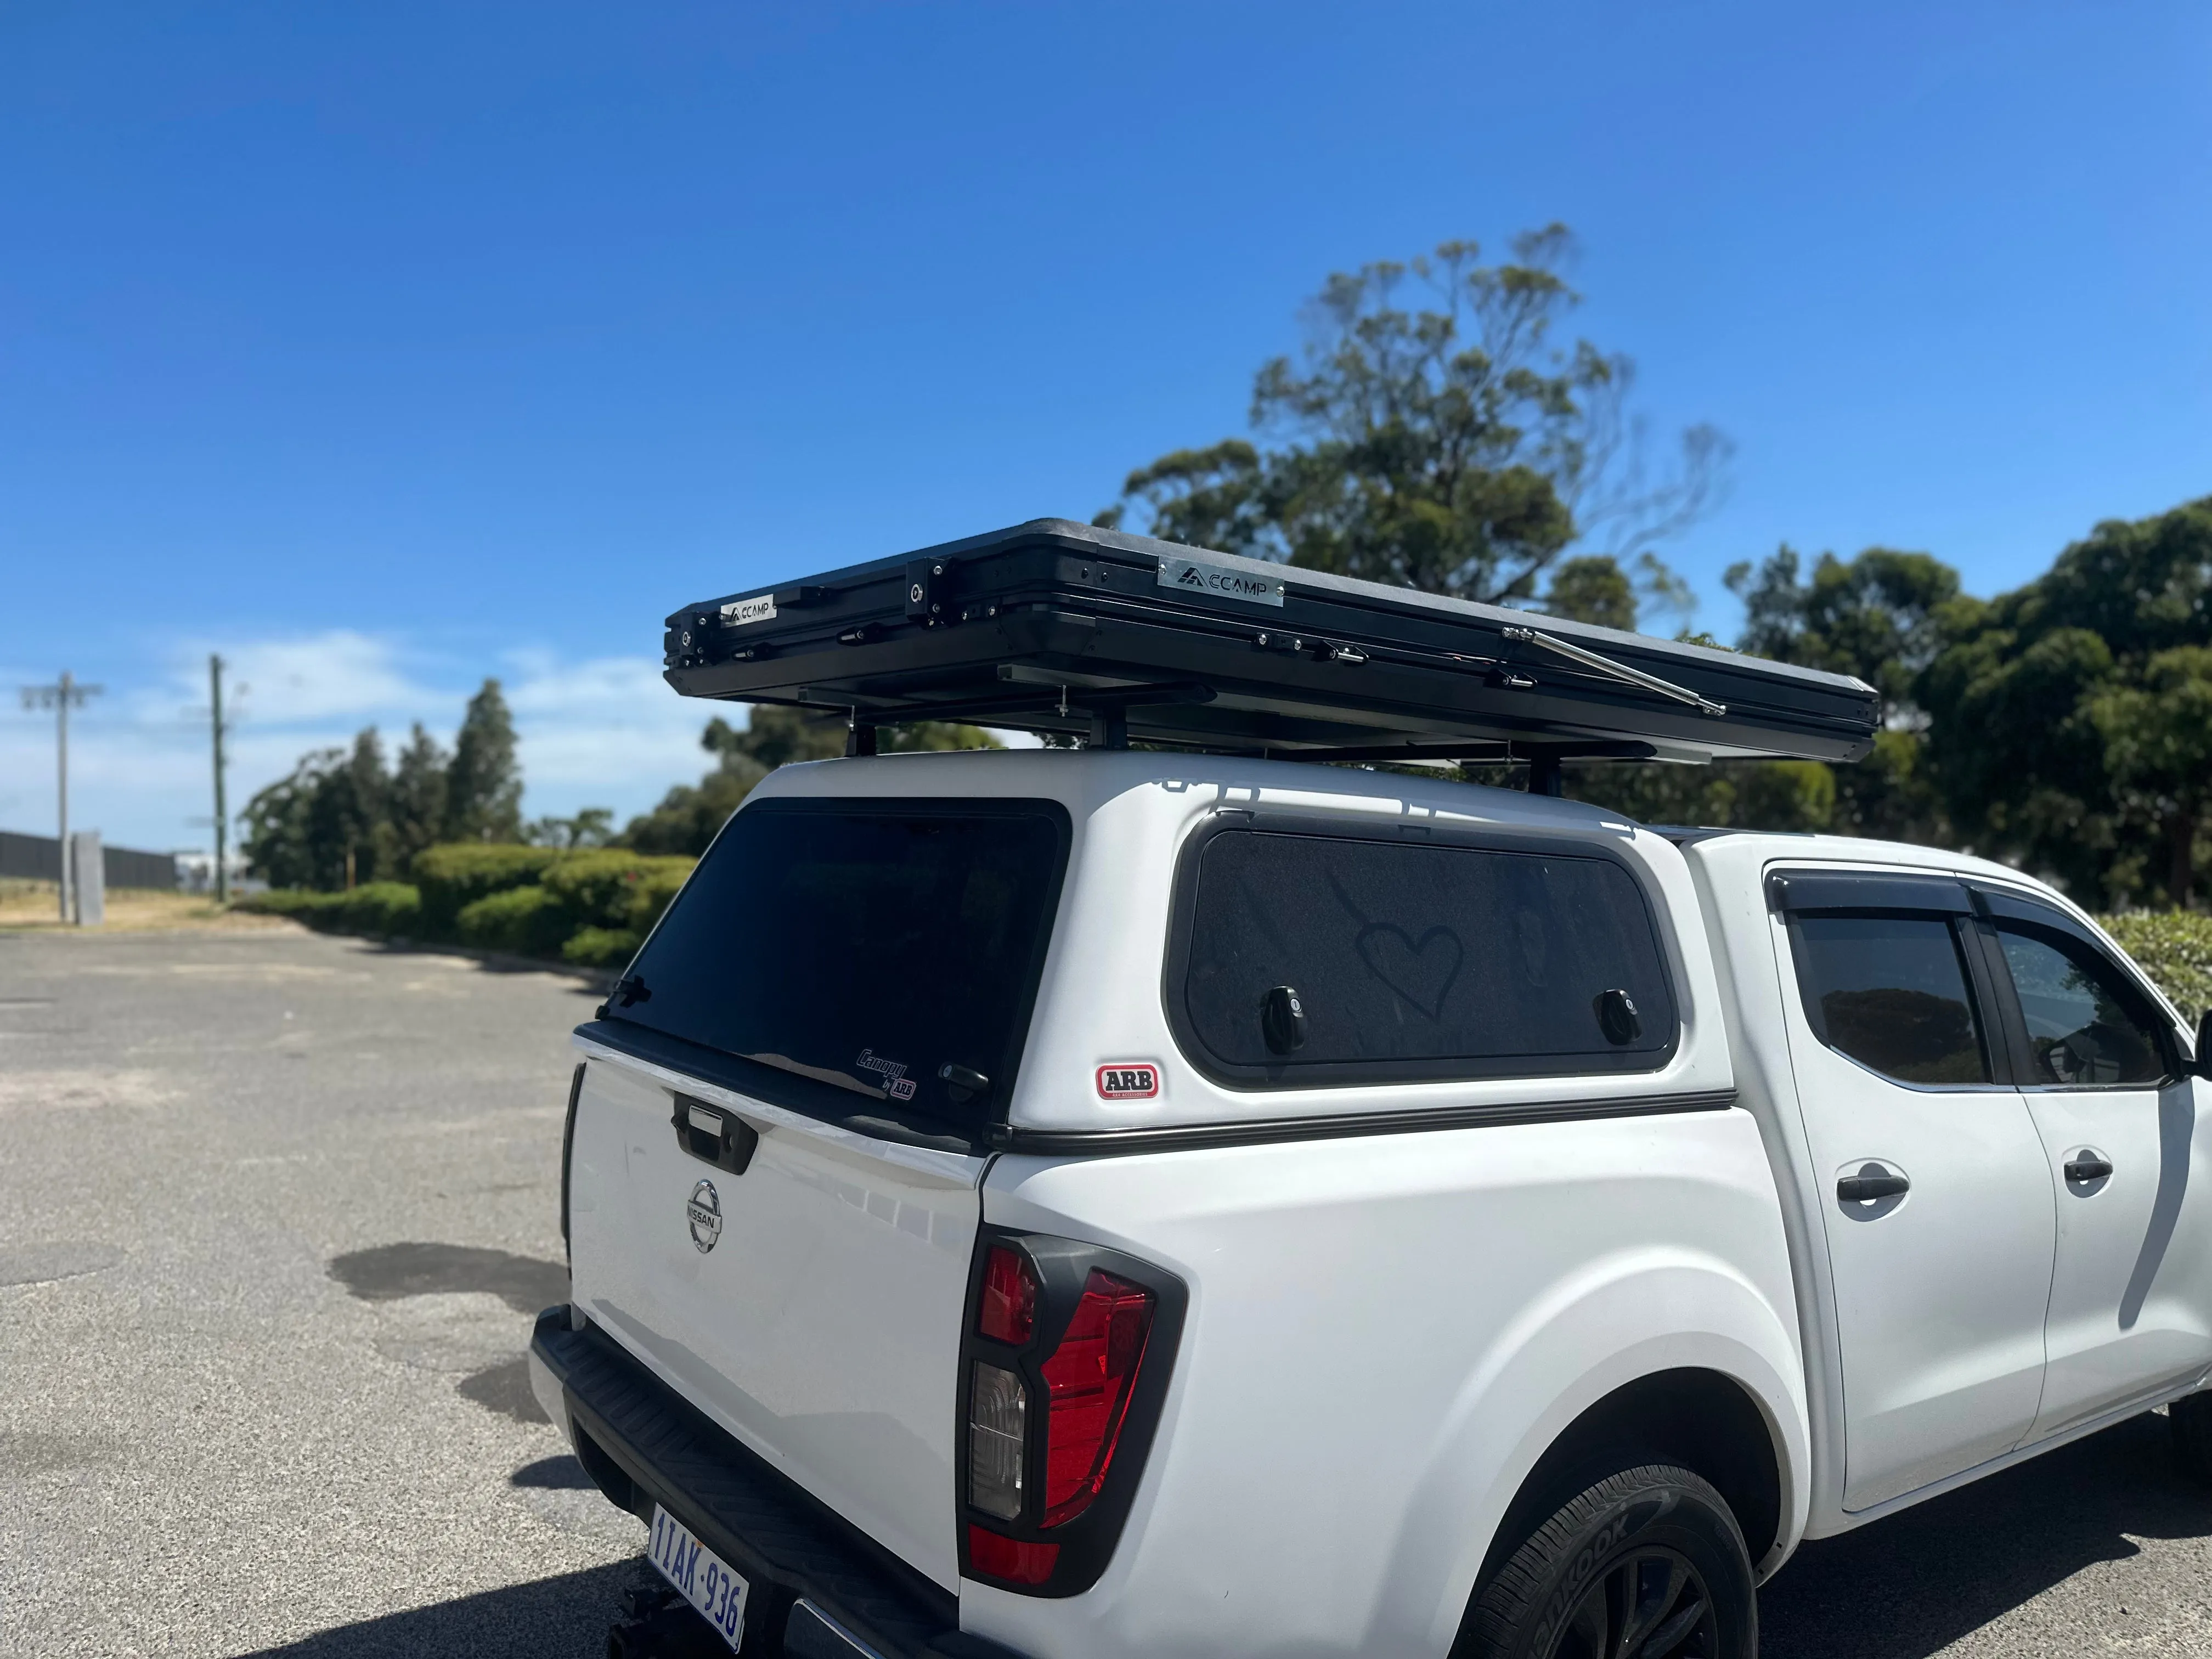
[2196,1010,2212,1080]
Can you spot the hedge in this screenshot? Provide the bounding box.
[240,881,422,939]
[456,884,575,956]
[563,926,645,968]
[242,844,694,969]
[2098,911,2212,1024]
[411,844,567,934]
[538,849,695,933]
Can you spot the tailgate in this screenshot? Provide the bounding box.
[558,792,1073,1592]
[569,1048,984,1589]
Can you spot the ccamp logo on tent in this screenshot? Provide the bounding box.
[1156,556,1285,607]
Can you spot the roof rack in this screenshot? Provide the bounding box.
[662,520,1877,791]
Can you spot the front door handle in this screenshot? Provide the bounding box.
[2065,1156,2114,1184]
[1838,1169,1910,1203]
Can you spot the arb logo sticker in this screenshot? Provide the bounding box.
[1096,1063,1160,1100]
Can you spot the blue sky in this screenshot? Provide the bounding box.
[4,2,2208,852]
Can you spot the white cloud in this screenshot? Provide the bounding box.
[504,651,717,816]
[160,631,429,726]
[4,631,1036,857]
[2,633,725,856]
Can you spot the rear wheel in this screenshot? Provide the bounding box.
[2170,1392,2212,1485]
[1461,1464,1755,1659]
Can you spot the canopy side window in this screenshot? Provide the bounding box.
[1167,821,1679,1090]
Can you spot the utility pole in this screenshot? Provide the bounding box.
[210,654,230,904]
[20,671,103,922]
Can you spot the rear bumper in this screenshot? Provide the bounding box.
[530,1306,1023,1659]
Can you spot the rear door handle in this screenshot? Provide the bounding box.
[2065,1156,2114,1183]
[1837,1169,1910,1203]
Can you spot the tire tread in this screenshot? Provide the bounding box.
[1464,1463,1750,1659]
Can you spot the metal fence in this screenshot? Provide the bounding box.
[0,830,178,891]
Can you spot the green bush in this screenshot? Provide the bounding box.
[411,844,565,934]
[622,863,692,935]
[249,846,694,962]
[456,884,572,956]
[324,882,422,938]
[237,888,330,918]
[562,926,644,968]
[539,849,696,930]
[238,883,421,938]
[2098,911,2212,1024]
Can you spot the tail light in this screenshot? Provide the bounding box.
[967,1524,1057,1585]
[1040,1271,1153,1525]
[979,1243,1036,1345]
[967,1363,1027,1520]
[961,1233,1179,1596]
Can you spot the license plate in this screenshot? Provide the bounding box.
[648,1504,751,1651]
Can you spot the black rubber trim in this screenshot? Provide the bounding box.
[531,1308,1023,1659]
[560,1061,585,1254]
[987,1089,1737,1156]
[1765,869,1971,915]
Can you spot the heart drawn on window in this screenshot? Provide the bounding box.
[1355,924,1465,1020]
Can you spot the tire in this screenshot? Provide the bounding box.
[1460,1464,1756,1659]
[2171,1391,2212,1485]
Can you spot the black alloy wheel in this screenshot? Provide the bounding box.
[1548,1545,1716,1658]
[1459,1464,1754,1659]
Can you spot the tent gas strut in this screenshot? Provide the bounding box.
[1502,625,1727,718]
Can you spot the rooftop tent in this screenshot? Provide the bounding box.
[662,519,1878,781]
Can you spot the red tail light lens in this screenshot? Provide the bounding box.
[979,1244,1037,1346]
[1040,1269,1154,1527]
[967,1524,1058,1584]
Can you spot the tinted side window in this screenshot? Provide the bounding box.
[1178,830,1674,1079]
[1996,928,2167,1087]
[1792,915,1990,1085]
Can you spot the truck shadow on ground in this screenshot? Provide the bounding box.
[236,1400,2212,1656]
[329,1241,570,1425]
[1759,1409,2212,1657]
[238,1560,653,1658]
[343,935,612,991]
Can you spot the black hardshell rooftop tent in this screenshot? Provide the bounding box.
[663,519,1878,789]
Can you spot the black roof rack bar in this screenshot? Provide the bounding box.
[1261,738,1659,766]
[1500,625,1726,718]
[814,679,1218,735]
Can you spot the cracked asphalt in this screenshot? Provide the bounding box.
[3,926,2210,1656]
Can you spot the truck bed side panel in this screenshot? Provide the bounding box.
[962,1109,1808,1659]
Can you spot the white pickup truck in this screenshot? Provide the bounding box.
[529,746,2212,1659]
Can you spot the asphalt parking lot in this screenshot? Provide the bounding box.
[3,926,2210,1656]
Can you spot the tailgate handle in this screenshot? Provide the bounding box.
[673,1093,759,1176]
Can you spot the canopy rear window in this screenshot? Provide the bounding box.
[608,797,1069,1136]
[1169,823,1678,1087]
